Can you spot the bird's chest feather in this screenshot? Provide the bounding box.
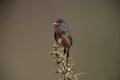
[57,38,62,44]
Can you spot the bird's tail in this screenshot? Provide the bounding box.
[64,48,69,66]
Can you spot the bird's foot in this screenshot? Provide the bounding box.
[62,55,68,67]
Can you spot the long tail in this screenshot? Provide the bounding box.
[64,48,69,66]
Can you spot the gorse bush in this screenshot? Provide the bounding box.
[50,44,81,80]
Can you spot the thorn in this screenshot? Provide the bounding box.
[67,57,72,60]
[68,63,74,66]
[79,72,86,75]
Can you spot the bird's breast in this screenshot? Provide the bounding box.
[57,38,62,45]
[62,36,71,48]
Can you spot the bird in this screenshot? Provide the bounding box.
[53,18,73,66]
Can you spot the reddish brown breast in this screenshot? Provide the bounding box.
[62,35,71,48]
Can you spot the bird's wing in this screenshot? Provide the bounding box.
[68,35,73,46]
[54,32,57,43]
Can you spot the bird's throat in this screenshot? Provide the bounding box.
[58,38,62,45]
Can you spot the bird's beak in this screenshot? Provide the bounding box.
[53,23,58,26]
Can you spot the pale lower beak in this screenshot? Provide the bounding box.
[53,23,58,25]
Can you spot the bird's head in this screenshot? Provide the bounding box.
[53,18,66,28]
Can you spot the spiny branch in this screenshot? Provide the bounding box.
[50,44,82,80]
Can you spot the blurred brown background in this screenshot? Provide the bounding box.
[0,0,120,80]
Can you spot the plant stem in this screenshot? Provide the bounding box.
[50,44,81,80]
